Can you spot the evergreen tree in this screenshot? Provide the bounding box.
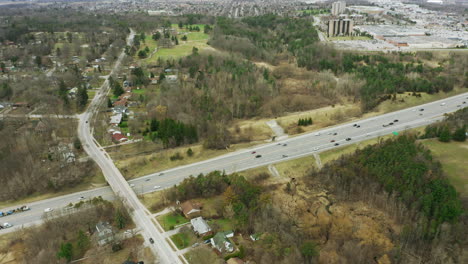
[115,209,127,229]
[57,242,73,262]
[58,80,69,104]
[76,86,88,108]
[113,83,124,97]
[107,98,112,108]
[152,31,161,41]
[452,125,466,142]
[438,126,451,142]
[76,230,90,255]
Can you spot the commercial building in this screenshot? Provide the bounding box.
[328,19,354,37]
[331,1,346,16]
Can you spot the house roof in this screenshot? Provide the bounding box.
[190,217,211,235]
[110,113,122,124]
[112,133,128,142]
[180,201,201,216]
[212,232,232,251]
[96,222,112,233]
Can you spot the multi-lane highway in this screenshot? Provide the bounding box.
[1,92,467,238]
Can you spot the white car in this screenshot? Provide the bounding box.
[313,147,319,151]
[3,223,12,228]
[366,133,371,137]
[314,132,321,136]
[440,102,446,106]
[129,184,135,187]
[44,208,54,213]
[78,196,85,200]
[153,185,161,190]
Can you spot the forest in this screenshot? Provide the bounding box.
[422,107,467,142]
[306,135,466,262]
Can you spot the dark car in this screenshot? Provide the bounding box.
[149,238,154,244]
[394,119,399,122]
[356,125,361,128]
[346,138,351,141]
[419,108,424,111]
[334,143,339,146]
[389,122,394,125]
[282,154,288,158]
[283,144,287,146]
[330,139,336,143]
[353,124,357,127]
[463,101,466,104]
[333,132,338,135]
[255,155,262,158]
[251,151,256,154]
[86,121,88,123]
[383,124,388,127]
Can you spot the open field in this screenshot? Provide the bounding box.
[157,212,189,231]
[274,155,316,178]
[420,139,468,197]
[113,141,260,179]
[184,245,220,264]
[139,24,211,64]
[170,232,197,250]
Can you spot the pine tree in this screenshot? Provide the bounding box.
[438,126,451,142]
[113,83,124,97]
[452,125,466,142]
[57,243,73,262]
[76,86,88,108]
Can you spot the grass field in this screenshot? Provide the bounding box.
[209,218,234,232]
[157,212,189,231]
[170,232,197,250]
[420,139,468,197]
[274,155,316,178]
[185,246,220,264]
[138,24,211,64]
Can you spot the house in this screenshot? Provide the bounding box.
[96,222,114,246]
[180,201,201,219]
[113,105,128,114]
[190,217,212,237]
[112,132,128,143]
[166,75,178,82]
[113,98,128,107]
[227,258,244,264]
[110,113,123,126]
[211,231,234,253]
[68,87,78,98]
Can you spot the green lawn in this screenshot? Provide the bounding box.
[209,218,234,232]
[132,88,146,94]
[170,232,197,250]
[420,139,468,198]
[157,212,189,231]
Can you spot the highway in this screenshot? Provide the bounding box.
[1,92,467,235]
[1,91,467,249]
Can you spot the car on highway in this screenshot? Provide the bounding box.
[44,208,53,213]
[356,125,361,128]
[383,124,388,127]
[346,138,351,141]
[3,223,12,228]
[440,103,446,106]
[314,132,321,136]
[282,154,288,158]
[330,140,335,142]
[366,133,371,137]
[158,173,164,176]
[255,155,262,158]
[283,144,287,146]
[463,101,466,104]
[149,238,154,244]
[333,132,338,135]
[78,196,85,200]
[389,122,394,125]
[153,186,161,190]
[129,184,135,187]
[394,119,399,122]
[419,108,424,111]
[353,124,358,127]
[251,151,256,154]
[313,147,319,151]
[145,178,150,182]
[334,143,339,146]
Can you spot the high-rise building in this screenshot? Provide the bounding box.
[327,19,354,37]
[331,1,346,16]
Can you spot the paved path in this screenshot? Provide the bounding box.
[266,119,288,140]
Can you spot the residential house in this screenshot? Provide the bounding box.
[111,131,128,143]
[211,231,234,253]
[113,105,128,114]
[227,258,244,264]
[68,87,78,98]
[113,98,128,107]
[180,201,201,219]
[96,222,114,246]
[166,75,178,82]
[110,113,123,126]
[190,217,212,237]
